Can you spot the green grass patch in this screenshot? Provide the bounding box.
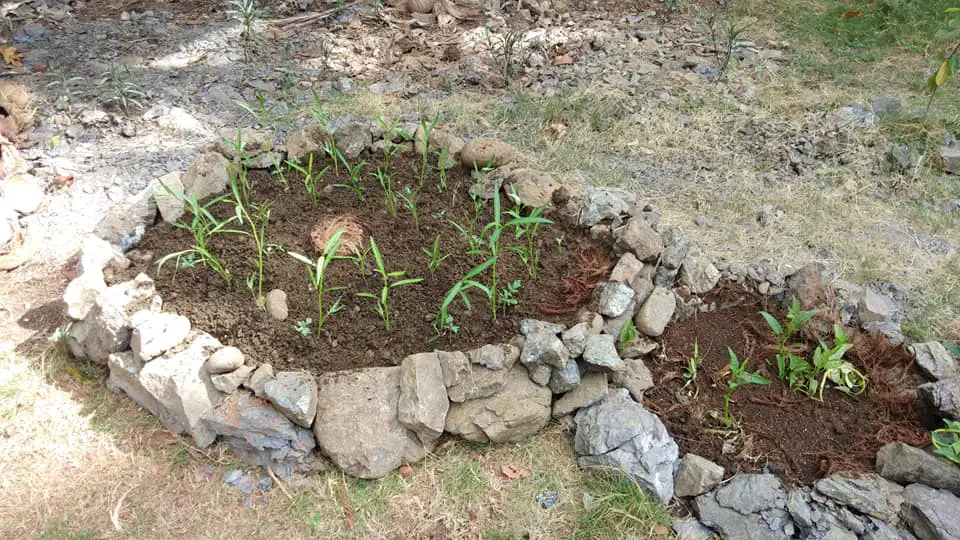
[441,456,489,503]
[574,470,672,540]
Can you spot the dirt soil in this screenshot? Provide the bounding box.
[122,154,609,373]
[646,286,930,486]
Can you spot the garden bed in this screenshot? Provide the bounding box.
[645,286,930,485]
[121,154,608,373]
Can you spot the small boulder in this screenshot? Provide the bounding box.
[1,175,44,215]
[693,474,792,539]
[461,138,516,168]
[858,288,898,324]
[211,364,254,394]
[152,171,186,224]
[397,352,449,447]
[876,442,960,495]
[548,359,582,394]
[635,287,676,337]
[444,366,551,443]
[675,453,725,498]
[265,289,288,321]
[264,371,318,428]
[439,350,508,403]
[910,342,958,381]
[941,146,960,174]
[597,281,635,318]
[814,472,904,523]
[244,363,274,399]
[561,323,590,357]
[327,120,373,160]
[182,152,231,201]
[578,187,634,227]
[918,377,960,420]
[610,358,654,401]
[582,334,624,372]
[901,484,960,540]
[520,329,569,369]
[520,319,565,336]
[506,168,561,208]
[786,263,829,309]
[553,372,608,418]
[207,346,245,374]
[609,252,644,284]
[284,127,323,162]
[614,219,663,261]
[680,250,720,295]
[130,310,191,361]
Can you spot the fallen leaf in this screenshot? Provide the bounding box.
[553,54,574,66]
[840,10,863,19]
[399,464,414,478]
[0,46,23,68]
[501,465,530,480]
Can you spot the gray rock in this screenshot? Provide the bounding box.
[614,218,663,262]
[673,517,715,540]
[901,483,960,540]
[629,275,655,305]
[326,119,372,160]
[553,372,608,417]
[597,282,635,318]
[201,390,317,476]
[694,474,793,540]
[548,359,582,394]
[609,252,643,284]
[635,287,676,337]
[863,320,905,344]
[77,275,158,363]
[284,127,323,161]
[152,171,185,224]
[942,146,960,174]
[520,319,565,336]
[264,371,318,428]
[63,272,107,321]
[919,377,960,420]
[244,363,274,399]
[313,367,425,479]
[910,342,958,381]
[444,366,552,443]
[137,333,226,447]
[680,250,721,294]
[872,96,902,118]
[106,351,158,413]
[468,343,517,371]
[833,106,877,128]
[181,152,231,201]
[439,349,512,402]
[211,364,254,394]
[654,266,679,288]
[579,187,634,226]
[582,334,625,372]
[397,352,449,447]
[129,310,191,361]
[661,237,690,270]
[156,107,209,135]
[859,288,899,324]
[561,323,590,357]
[618,336,658,359]
[675,453,725,498]
[787,263,829,309]
[527,362,552,385]
[601,299,637,338]
[889,144,918,173]
[575,389,678,503]
[214,127,273,160]
[265,289,288,321]
[610,358,654,401]
[815,473,904,523]
[207,346,245,374]
[520,330,569,369]
[876,442,960,495]
[93,185,158,251]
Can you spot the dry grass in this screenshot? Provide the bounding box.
[309,214,366,255]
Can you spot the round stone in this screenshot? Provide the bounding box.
[207,346,245,374]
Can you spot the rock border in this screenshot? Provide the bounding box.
[61,120,960,539]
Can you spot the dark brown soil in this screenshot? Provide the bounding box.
[646,286,929,486]
[122,153,611,373]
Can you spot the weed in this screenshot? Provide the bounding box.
[270,155,290,190]
[46,69,84,103]
[287,154,330,204]
[288,228,347,334]
[229,0,260,62]
[708,14,749,82]
[575,469,673,540]
[485,26,525,83]
[333,155,366,201]
[155,191,235,287]
[932,419,960,465]
[373,168,398,217]
[356,237,423,330]
[432,258,495,341]
[721,348,771,426]
[417,116,438,187]
[295,318,314,336]
[682,339,704,393]
[234,91,274,130]
[618,319,638,347]
[498,279,522,315]
[99,63,145,114]
[398,186,420,230]
[348,244,370,286]
[925,6,960,112]
[375,115,411,174]
[421,234,450,273]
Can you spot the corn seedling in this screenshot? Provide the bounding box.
[399,186,420,230]
[421,234,450,273]
[270,155,290,191]
[222,168,272,307]
[497,279,522,315]
[619,319,638,347]
[348,245,370,286]
[449,219,485,254]
[505,202,552,279]
[234,92,275,129]
[155,191,235,287]
[926,6,960,113]
[932,419,960,466]
[721,348,770,426]
[436,148,450,192]
[287,154,329,204]
[288,228,347,334]
[681,339,704,392]
[373,168,398,217]
[295,318,313,336]
[333,155,366,201]
[432,258,495,341]
[417,116,438,187]
[555,233,565,254]
[99,63,145,115]
[228,0,260,62]
[375,115,411,175]
[356,237,423,331]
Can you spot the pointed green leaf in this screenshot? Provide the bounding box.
[759,311,784,336]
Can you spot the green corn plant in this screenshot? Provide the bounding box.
[932,419,960,466]
[333,155,366,201]
[417,116,438,187]
[505,203,552,279]
[155,191,236,287]
[356,237,423,331]
[348,244,370,286]
[721,348,771,426]
[375,115,411,175]
[619,319,638,347]
[220,165,272,307]
[682,339,704,391]
[234,91,273,129]
[435,147,450,193]
[295,318,313,336]
[421,234,450,273]
[497,279,522,315]
[926,6,960,113]
[270,154,290,191]
[99,63,145,115]
[449,219,485,254]
[432,258,495,342]
[398,186,420,230]
[760,298,819,380]
[288,228,347,334]
[287,154,329,204]
[373,168,398,217]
